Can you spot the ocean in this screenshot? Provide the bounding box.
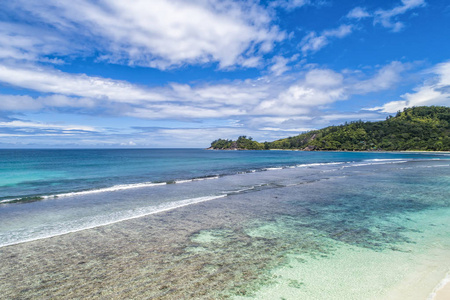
[0,149,449,299]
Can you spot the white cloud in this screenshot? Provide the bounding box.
[120,141,136,146]
[0,95,42,111]
[0,60,410,127]
[0,120,97,132]
[350,61,407,94]
[374,0,426,32]
[126,105,247,119]
[300,24,353,55]
[346,7,371,19]
[0,63,165,103]
[255,69,346,116]
[320,113,382,122]
[270,56,291,76]
[0,22,73,63]
[5,0,284,69]
[367,61,450,113]
[260,127,313,132]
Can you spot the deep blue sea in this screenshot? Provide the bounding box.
[1,149,450,299]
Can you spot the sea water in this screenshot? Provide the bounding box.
[0,149,449,299]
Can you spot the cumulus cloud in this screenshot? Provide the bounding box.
[3,0,284,69]
[254,74,335,116]
[255,69,346,115]
[367,61,450,113]
[374,0,426,32]
[255,62,410,117]
[300,24,353,55]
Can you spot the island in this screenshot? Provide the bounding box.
[209,106,450,151]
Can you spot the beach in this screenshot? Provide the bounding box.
[1,153,449,299]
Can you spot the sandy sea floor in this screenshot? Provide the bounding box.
[0,161,449,299]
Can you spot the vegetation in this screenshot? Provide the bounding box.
[209,106,450,151]
[210,135,264,150]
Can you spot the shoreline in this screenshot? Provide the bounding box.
[209,148,450,154]
[430,273,450,300]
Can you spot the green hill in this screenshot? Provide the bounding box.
[209,106,450,151]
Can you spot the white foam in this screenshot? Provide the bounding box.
[44,182,167,199]
[1,177,221,204]
[224,186,256,194]
[0,198,19,204]
[420,164,450,168]
[428,272,450,300]
[364,158,406,162]
[193,176,219,181]
[0,194,227,249]
[345,160,408,167]
[296,162,345,168]
[174,179,193,184]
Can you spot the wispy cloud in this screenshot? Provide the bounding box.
[346,7,371,19]
[0,22,73,63]
[300,24,353,55]
[345,1,426,32]
[0,95,42,111]
[0,60,408,123]
[269,0,310,11]
[0,63,166,103]
[0,120,97,132]
[367,61,450,113]
[350,61,408,94]
[3,0,285,69]
[374,0,426,32]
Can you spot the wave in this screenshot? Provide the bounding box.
[0,175,221,204]
[46,182,168,198]
[296,162,345,167]
[3,158,446,205]
[0,194,227,248]
[363,158,406,162]
[345,160,408,167]
[264,167,284,171]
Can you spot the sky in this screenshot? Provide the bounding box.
[0,0,449,148]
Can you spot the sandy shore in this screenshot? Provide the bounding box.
[430,275,450,300]
[435,284,450,300]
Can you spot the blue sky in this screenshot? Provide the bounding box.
[0,0,449,148]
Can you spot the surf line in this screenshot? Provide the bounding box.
[0,194,227,249]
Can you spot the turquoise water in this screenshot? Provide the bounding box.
[0,150,449,299]
[0,149,444,201]
[0,149,448,248]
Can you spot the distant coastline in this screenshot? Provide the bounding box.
[207,147,450,153]
[209,106,450,152]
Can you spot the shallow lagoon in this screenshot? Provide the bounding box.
[0,156,449,299]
